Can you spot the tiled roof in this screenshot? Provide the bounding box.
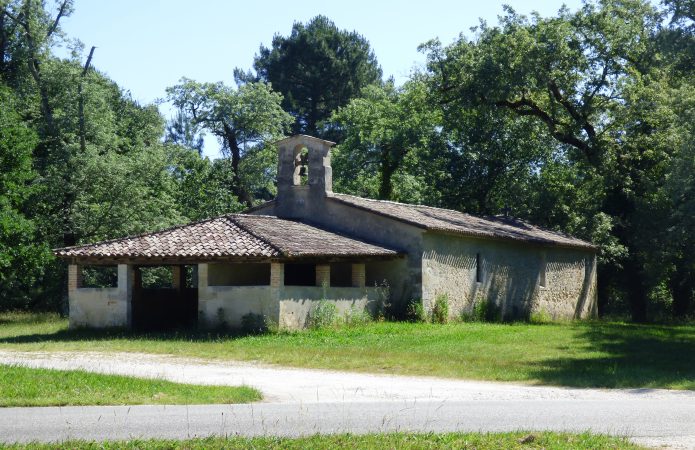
[54,214,400,261]
[329,193,596,250]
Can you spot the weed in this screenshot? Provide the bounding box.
[406,299,427,323]
[432,294,449,324]
[308,301,338,330]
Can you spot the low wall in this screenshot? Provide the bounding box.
[69,288,130,328]
[279,286,379,329]
[198,285,277,328]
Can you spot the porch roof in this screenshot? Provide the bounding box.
[54,214,401,264]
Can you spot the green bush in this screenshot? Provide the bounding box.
[529,309,552,324]
[464,299,502,322]
[406,299,427,322]
[308,301,338,329]
[432,293,449,324]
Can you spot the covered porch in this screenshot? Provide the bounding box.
[56,214,402,331]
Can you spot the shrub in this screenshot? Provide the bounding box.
[464,299,502,322]
[529,309,552,324]
[308,301,338,330]
[373,280,391,320]
[406,299,427,323]
[344,306,372,327]
[240,313,269,334]
[432,293,449,324]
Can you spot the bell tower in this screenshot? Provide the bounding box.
[274,135,335,219]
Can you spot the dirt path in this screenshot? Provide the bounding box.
[1,350,693,404]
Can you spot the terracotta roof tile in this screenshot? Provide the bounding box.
[54,214,400,261]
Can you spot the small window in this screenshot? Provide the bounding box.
[539,254,547,288]
[475,253,482,283]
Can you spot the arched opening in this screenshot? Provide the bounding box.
[293,145,309,186]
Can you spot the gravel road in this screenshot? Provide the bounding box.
[1,350,694,448]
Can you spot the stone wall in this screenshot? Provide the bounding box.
[421,233,597,320]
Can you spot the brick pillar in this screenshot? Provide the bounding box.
[68,264,82,293]
[351,263,366,288]
[316,264,330,287]
[270,262,284,288]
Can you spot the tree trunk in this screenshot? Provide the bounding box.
[78,46,96,153]
[223,125,252,207]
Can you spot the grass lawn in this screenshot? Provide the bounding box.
[3,432,644,449]
[1,312,695,390]
[0,365,260,407]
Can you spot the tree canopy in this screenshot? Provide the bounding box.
[240,15,383,139]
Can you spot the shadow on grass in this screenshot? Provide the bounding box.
[527,322,695,389]
[0,326,258,345]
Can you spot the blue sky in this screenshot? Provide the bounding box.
[59,0,584,157]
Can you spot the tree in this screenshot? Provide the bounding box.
[165,108,204,155]
[166,78,293,206]
[241,15,382,139]
[0,85,49,309]
[423,1,679,321]
[331,79,443,203]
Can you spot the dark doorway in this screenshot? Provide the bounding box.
[132,265,198,331]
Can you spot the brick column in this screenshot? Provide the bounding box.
[351,263,366,288]
[68,264,82,293]
[315,264,330,287]
[270,262,284,288]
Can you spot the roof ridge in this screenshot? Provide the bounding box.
[330,192,463,213]
[226,215,288,257]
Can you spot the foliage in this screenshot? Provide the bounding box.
[166,78,293,206]
[422,0,695,321]
[307,300,339,330]
[241,15,382,139]
[463,300,502,323]
[431,294,449,324]
[0,85,50,310]
[406,299,427,323]
[332,79,444,202]
[0,365,261,407]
